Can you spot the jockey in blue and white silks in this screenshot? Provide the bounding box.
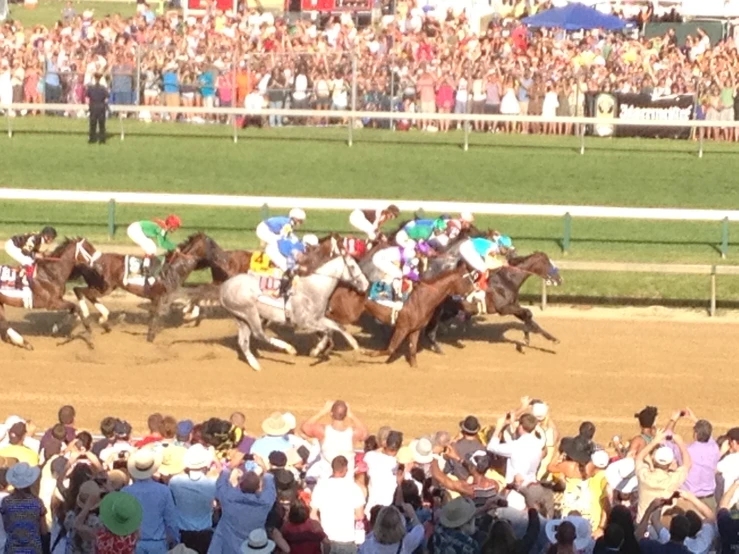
[256,208,306,246]
[459,235,514,277]
[266,233,318,273]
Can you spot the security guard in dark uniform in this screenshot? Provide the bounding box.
[85,73,109,144]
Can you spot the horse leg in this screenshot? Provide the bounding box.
[497,304,535,347]
[310,334,331,358]
[74,286,112,333]
[236,318,261,371]
[424,306,444,355]
[406,328,422,368]
[0,304,32,350]
[518,310,559,344]
[147,296,167,343]
[366,323,411,361]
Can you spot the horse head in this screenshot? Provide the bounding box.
[313,251,369,293]
[509,251,562,286]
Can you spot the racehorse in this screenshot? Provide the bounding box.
[0,238,100,350]
[71,233,226,341]
[426,251,562,351]
[366,264,479,367]
[219,246,369,371]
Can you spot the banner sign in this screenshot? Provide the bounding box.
[586,92,696,139]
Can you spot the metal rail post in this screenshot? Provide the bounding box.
[562,212,572,254]
[541,280,548,311]
[710,266,717,317]
[107,199,116,239]
[721,217,729,259]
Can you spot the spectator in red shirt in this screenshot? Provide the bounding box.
[281,501,327,554]
[134,414,164,448]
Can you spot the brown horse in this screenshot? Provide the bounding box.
[426,251,562,351]
[72,233,226,341]
[0,238,100,350]
[366,264,479,367]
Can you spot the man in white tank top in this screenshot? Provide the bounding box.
[301,400,368,481]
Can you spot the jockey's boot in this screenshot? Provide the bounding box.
[279,269,295,298]
[142,256,152,278]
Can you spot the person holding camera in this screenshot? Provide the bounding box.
[635,430,692,523]
[487,413,544,487]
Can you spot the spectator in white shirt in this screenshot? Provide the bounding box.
[364,431,402,517]
[311,455,365,554]
[487,413,544,486]
[717,427,739,499]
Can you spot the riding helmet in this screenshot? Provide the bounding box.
[41,226,57,239]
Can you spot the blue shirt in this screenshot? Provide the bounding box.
[169,474,217,532]
[199,71,216,97]
[123,479,180,546]
[208,471,276,554]
[471,237,496,257]
[277,237,305,265]
[264,216,291,235]
[518,78,532,102]
[162,71,179,94]
[409,219,434,228]
[45,60,60,87]
[250,435,291,461]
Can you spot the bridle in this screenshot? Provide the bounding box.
[75,239,102,266]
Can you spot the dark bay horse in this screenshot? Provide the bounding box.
[72,233,226,341]
[426,251,562,351]
[0,238,100,350]
[366,264,479,367]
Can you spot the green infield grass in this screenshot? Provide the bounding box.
[3,116,739,308]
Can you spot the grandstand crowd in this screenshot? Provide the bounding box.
[0,400,737,554]
[1,0,739,138]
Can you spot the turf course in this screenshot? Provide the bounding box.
[3,116,739,306]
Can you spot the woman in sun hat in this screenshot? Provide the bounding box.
[1,462,46,554]
[65,480,103,554]
[548,437,596,522]
[95,492,143,554]
[545,516,595,554]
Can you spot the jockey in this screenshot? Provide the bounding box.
[395,217,447,250]
[349,204,400,241]
[127,215,181,274]
[4,226,57,282]
[446,212,475,240]
[371,244,422,301]
[459,235,514,289]
[266,233,318,296]
[256,209,306,246]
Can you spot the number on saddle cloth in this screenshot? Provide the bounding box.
[127,255,165,276]
[0,265,30,290]
[344,237,368,258]
[249,252,274,274]
[369,281,393,302]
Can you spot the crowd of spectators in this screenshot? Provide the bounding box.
[1,398,739,554]
[1,0,739,138]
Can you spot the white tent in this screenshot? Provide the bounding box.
[681,0,739,18]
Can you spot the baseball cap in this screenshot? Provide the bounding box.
[114,420,132,438]
[654,446,675,466]
[176,420,194,439]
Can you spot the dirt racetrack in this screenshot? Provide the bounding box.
[2,300,739,443]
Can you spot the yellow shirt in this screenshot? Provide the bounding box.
[0,444,39,466]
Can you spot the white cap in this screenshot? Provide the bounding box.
[289,208,306,221]
[460,211,474,223]
[591,449,609,469]
[605,458,637,493]
[531,402,549,420]
[654,446,675,466]
[302,234,319,247]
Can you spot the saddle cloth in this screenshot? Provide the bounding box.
[249,252,279,276]
[0,266,33,308]
[343,237,368,259]
[123,255,163,287]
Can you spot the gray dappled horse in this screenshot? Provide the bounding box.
[219,250,369,371]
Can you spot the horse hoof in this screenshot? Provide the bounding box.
[516,343,525,354]
[430,344,444,355]
[23,342,34,351]
[51,324,60,335]
[552,338,561,345]
[101,322,112,334]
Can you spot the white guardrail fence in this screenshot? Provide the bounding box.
[1,101,735,157]
[2,188,739,315]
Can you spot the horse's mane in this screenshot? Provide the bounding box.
[508,251,546,266]
[47,237,82,258]
[178,232,207,249]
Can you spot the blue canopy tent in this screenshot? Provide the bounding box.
[522,3,626,30]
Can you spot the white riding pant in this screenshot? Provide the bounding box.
[459,240,488,274]
[349,209,377,240]
[372,250,403,281]
[256,222,280,246]
[127,222,158,256]
[4,240,34,266]
[428,234,449,249]
[265,243,289,272]
[394,229,415,249]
